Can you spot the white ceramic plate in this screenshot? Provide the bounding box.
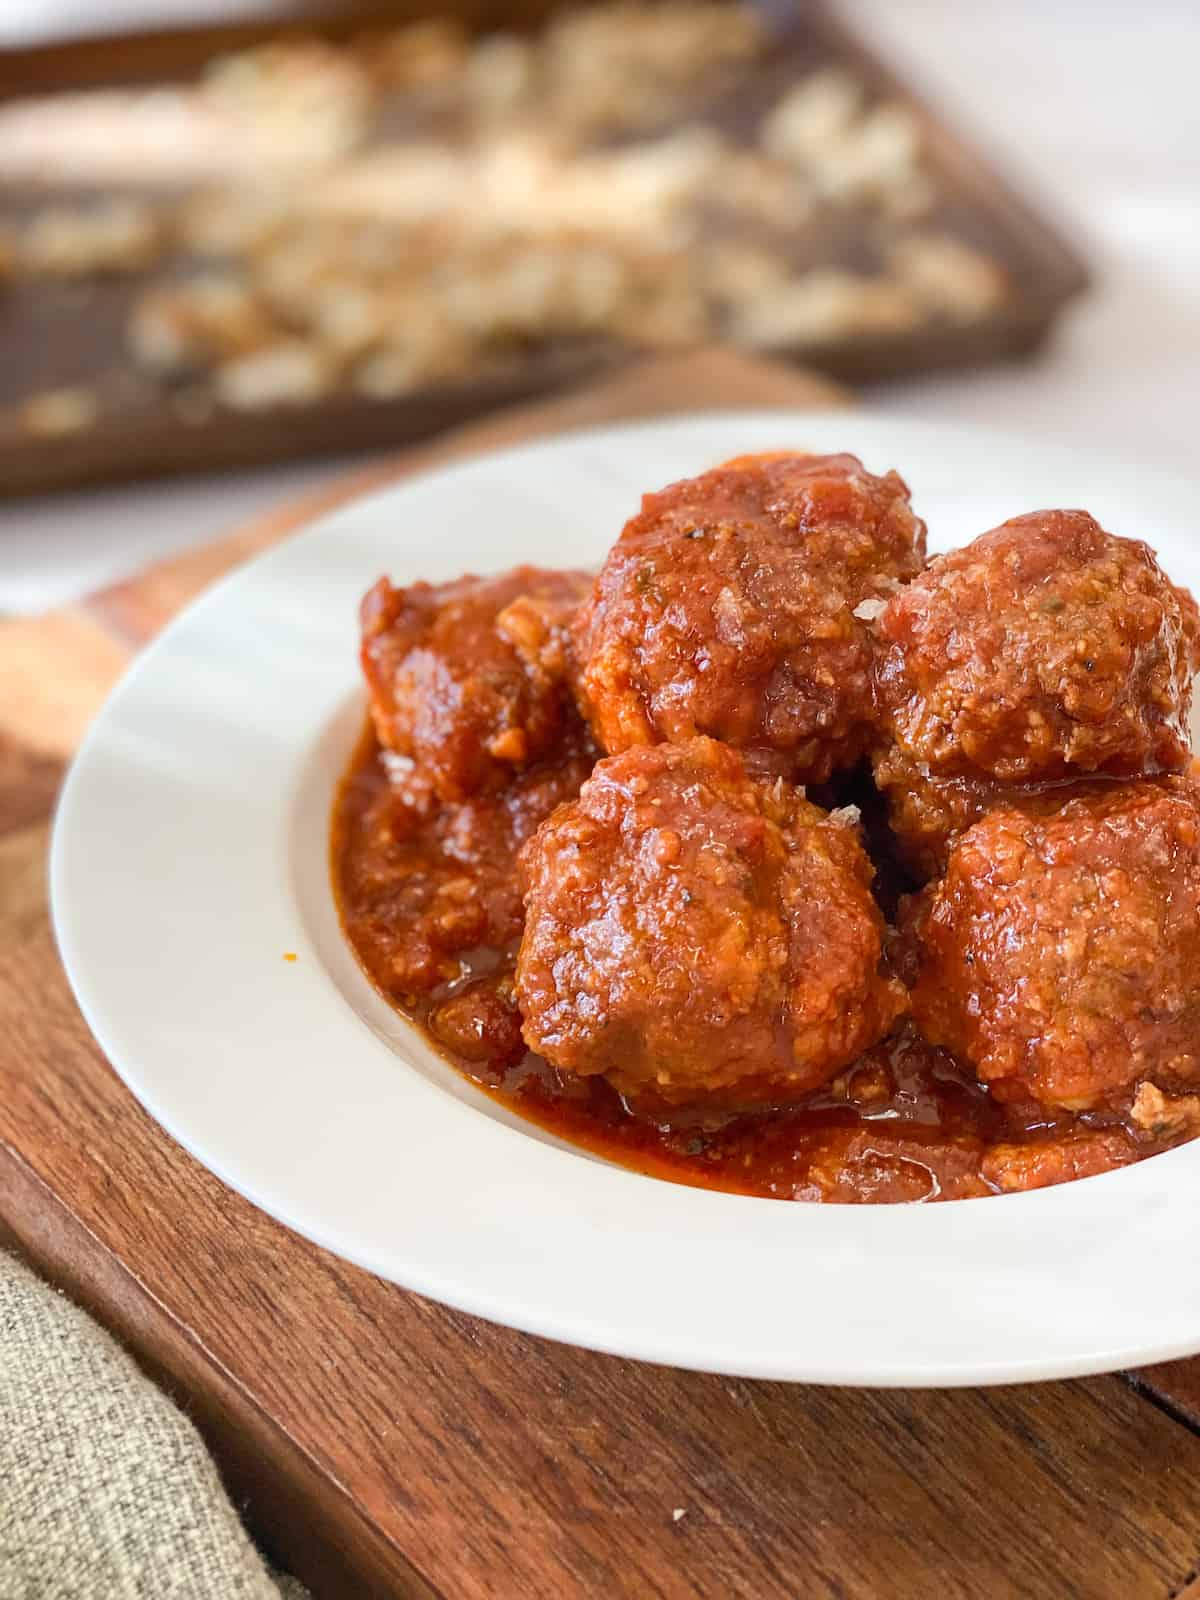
[52,412,1200,1386]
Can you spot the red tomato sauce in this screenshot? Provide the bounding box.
[332,727,1178,1203]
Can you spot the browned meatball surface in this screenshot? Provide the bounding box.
[902,777,1200,1111]
[870,748,999,881]
[876,509,1200,786]
[871,747,1080,883]
[361,565,592,805]
[516,737,907,1107]
[574,452,926,784]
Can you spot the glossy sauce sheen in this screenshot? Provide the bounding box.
[332,729,1182,1203]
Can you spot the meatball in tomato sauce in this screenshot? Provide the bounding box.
[901,777,1200,1112]
[516,737,907,1108]
[361,565,592,807]
[873,510,1200,873]
[870,750,1052,883]
[574,452,926,784]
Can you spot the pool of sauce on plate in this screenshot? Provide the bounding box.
[332,726,1177,1203]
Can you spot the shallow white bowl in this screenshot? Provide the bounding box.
[51,412,1200,1385]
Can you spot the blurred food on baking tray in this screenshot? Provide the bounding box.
[0,2,1086,489]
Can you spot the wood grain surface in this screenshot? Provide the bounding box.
[2,347,1199,1600]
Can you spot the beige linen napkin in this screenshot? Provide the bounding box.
[0,1251,310,1600]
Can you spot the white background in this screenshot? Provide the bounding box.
[2,0,1197,613]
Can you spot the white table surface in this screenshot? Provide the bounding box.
[2,0,1197,614]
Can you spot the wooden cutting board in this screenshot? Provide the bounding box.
[4,347,1200,1600]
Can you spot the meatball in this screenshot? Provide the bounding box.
[516,737,907,1107]
[876,509,1200,785]
[361,565,592,805]
[339,735,594,998]
[870,747,1059,882]
[574,452,926,784]
[902,777,1200,1111]
[979,1130,1141,1194]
